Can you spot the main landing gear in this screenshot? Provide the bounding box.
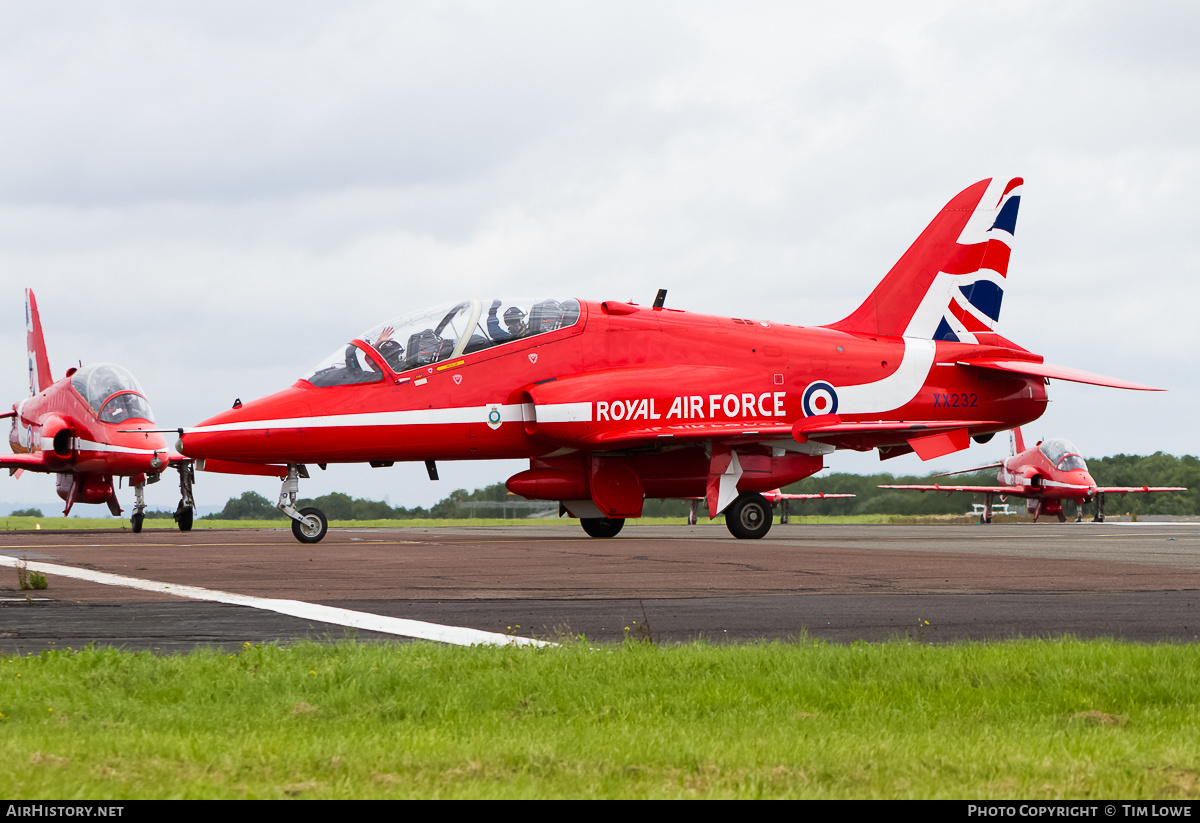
[125,465,193,534]
[580,517,624,538]
[131,476,149,534]
[174,462,195,532]
[725,492,772,540]
[278,465,328,544]
[578,493,774,540]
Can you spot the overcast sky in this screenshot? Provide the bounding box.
[2,1,1197,513]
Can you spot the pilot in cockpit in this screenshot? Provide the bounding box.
[373,326,406,371]
[487,300,528,342]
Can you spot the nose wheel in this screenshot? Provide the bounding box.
[291,507,328,543]
[277,465,327,543]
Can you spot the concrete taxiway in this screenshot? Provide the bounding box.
[2,521,1199,652]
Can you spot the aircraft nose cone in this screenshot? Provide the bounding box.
[180,387,313,462]
[1079,471,1098,495]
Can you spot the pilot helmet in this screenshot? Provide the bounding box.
[503,306,526,328]
[377,339,403,365]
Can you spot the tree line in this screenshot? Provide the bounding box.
[203,452,1200,520]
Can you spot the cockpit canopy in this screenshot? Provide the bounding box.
[70,363,155,424]
[1039,438,1087,472]
[303,297,581,388]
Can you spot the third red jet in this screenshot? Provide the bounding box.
[880,427,1186,522]
[178,177,1164,543]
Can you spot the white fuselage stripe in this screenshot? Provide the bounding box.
[0,554,552,648]
[188,402,594,434]
[64,438,165,456]
[833,337,936,415]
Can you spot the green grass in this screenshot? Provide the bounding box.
[2,639,1198,799]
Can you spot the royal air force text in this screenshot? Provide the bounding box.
[596,393,788,423]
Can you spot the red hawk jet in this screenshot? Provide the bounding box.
[3,290,283,531]
[179,178,1161,543]
[879,427,1186,522]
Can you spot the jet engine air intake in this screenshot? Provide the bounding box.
[40,414,75,460]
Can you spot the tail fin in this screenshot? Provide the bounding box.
[824,177,1023,342]
[26,289,53,395]
[1012,426,1026,455]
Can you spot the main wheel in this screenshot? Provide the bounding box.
[131,512,144,533]
[726,493,772,539]
[176,506,193,532]
[291,507,328,543]
[580,517,624,538]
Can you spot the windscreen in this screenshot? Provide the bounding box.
[1039,438,1087,471]
[70,363,155,423]
[300,297,581,386]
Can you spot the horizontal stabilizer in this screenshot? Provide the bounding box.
[957,358,1163,391]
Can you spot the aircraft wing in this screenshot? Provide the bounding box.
[1096,486,1187,496]
[879,483,1033,497]
[581,416,1006,462]
[793,415,1007,459]
[581,421,794,448]
[0,452,57,473]
[935,462,1004,477]
[956,358,1164,391]
[194,458,290,479]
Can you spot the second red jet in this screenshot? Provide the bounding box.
[179,177,1163,543]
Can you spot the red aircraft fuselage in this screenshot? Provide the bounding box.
[7,365,171,510]
[181,300,1047,501]
[178,177,1162,543]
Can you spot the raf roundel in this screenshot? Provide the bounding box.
[802,381,839,417]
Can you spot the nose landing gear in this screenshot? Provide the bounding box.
[278,465,328,543]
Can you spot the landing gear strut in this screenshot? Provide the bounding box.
[278,464,327,543]
[131,479,147,533]
[174,462,195,532]
[1092,492,1106,523]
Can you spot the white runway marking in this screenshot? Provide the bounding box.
[0,554,553,648]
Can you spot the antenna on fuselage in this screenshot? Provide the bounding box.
[652,289,667,309]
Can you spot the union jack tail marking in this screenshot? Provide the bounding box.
[825,177,1022,344]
